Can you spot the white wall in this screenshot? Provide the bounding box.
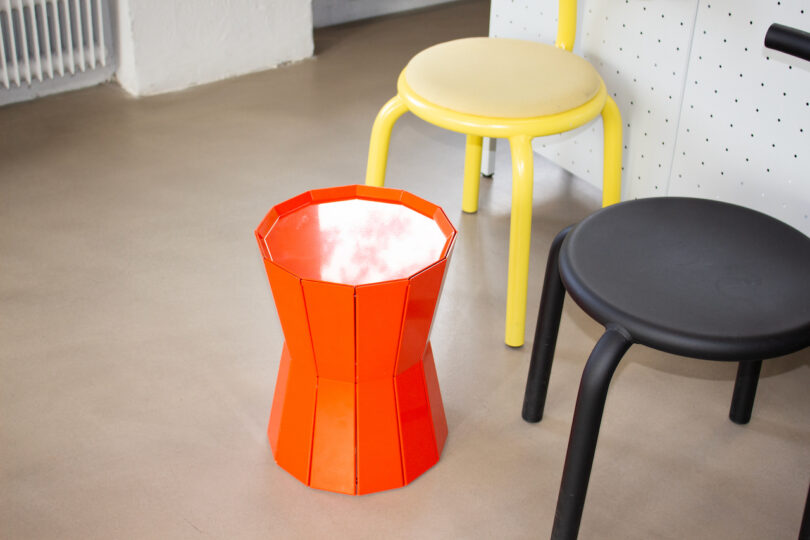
[313,0,457,28]
[114,0,314,96]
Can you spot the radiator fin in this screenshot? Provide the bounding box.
[1,0,109,90]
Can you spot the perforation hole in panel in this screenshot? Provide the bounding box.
[669,0,810,233]
[490,0,700,199]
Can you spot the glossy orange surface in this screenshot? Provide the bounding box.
[357,378,404,494]
[396,259,447,375]
[356,279,409,381]
[261,191,452,286]
[256,186,455,495]
[422,343,448,455]
[302,279,355,382]
[267,343,292,456]
[310,379,356,494]
[269,341,317,486]
[396,359,440,484]
[263,260,318,377]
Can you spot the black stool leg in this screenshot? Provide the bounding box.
[522,227,571,423]
[729,360,762,424]
[800,483,810,540]
[551,327,632,540]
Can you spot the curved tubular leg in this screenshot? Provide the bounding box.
[504,135,535,347]
[729,360,762,425]
[551,328,632,540]
[800,483,810,540]
[522,226,572,423]
[365,95,409,187]
[462,135,484,213]
[600,96,622,207]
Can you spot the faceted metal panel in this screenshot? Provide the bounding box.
[268,342,317,486]
[272,191,313,219]
[395,259,448,375]
[309,378,356,494]
[356,378,404,494]
[263,260,318,378]
[421,343,448,455]
[267,343,292,455]
[400,189,440,220]
[302,279,355,382]
[355,279,409,381]
[395,359,440,484]
[354,184,404,203]
[308,185,358,204]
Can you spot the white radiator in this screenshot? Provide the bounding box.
[0,0,113,104]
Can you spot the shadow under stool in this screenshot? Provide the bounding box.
[522,197,810,540]
[802,484,810,540]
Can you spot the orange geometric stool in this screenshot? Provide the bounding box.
[255,185,457,495]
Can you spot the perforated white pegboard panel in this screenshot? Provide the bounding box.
[490,0,558,41]
[669,1,810,234]
[490,0,700,199]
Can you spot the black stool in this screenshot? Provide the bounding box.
[522,197,810,540]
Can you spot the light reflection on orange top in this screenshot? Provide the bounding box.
[265,199,449,285]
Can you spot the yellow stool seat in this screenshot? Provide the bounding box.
[404,37,602,118]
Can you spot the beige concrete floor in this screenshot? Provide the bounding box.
[1,1,808,538]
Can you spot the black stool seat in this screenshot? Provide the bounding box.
[561,197,810,360]
[522,197,810,540]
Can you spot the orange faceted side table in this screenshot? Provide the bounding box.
[255,185,457,495]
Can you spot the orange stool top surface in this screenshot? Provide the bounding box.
[255,185,456,286]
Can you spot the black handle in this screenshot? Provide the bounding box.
[764,23,810,62]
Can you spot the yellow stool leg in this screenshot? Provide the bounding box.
[365,95,409,187]
[462,135,483,213]
[601,96,623,207]
[504,135,534,347]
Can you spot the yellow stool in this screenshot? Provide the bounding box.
[365,1,622,347]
